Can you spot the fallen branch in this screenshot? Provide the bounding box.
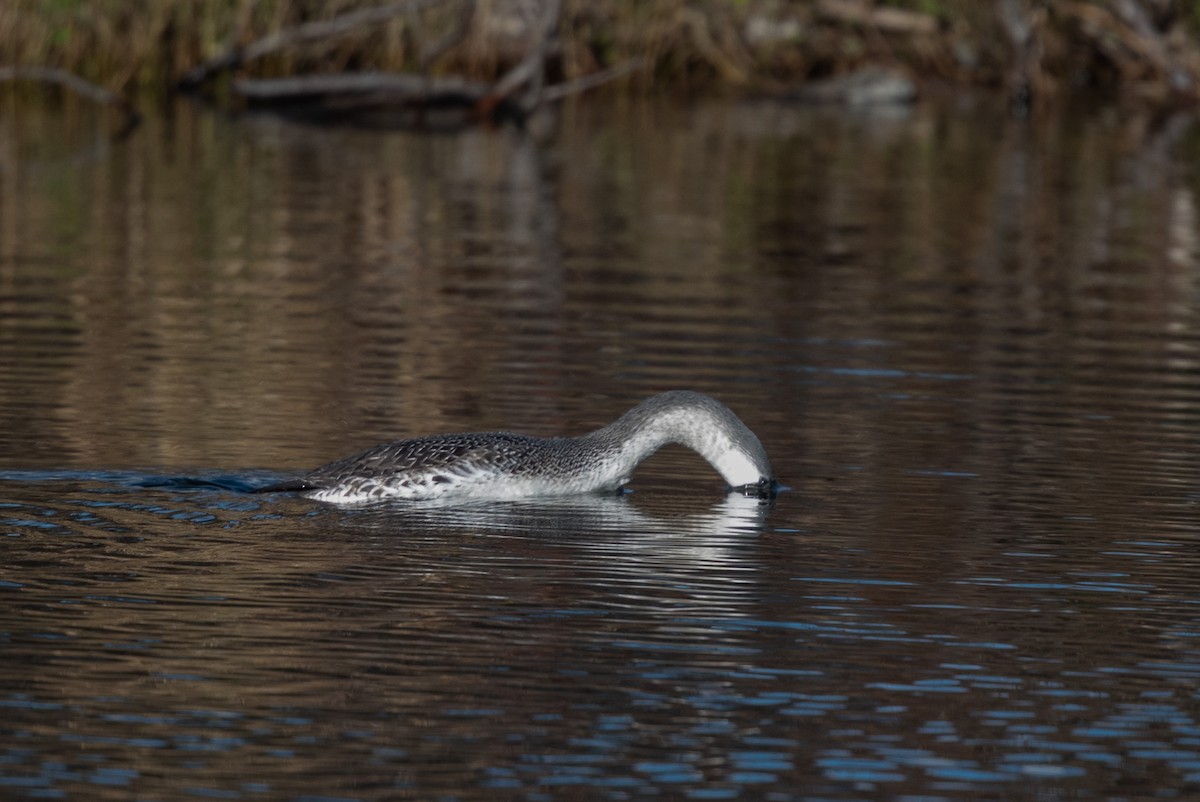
[178,0,447,89]
[815,0,939,36]
[488,0,562,110]
[540,58,644,103]
[235,71,484,102]
[0,66,140,131]
[234,57,641,128]
[1065,0,1180,79]
[215,0,613,129]
[233,71,524,129]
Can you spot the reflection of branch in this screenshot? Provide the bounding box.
[0,66,140,132]
[540,59,644,103]
[179,0,447,89]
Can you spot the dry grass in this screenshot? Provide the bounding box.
[0,0,952,91]
[2,0,1199,103]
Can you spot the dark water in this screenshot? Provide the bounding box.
[2,93,1200,800]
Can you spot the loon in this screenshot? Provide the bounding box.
[271,391,776,504]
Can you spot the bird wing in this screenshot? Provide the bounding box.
[304,432,536,488]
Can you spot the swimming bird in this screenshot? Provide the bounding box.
[267,391,776,503]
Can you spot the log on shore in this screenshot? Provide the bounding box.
[233,72,526,128]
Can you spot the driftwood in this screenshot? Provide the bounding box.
[178,0,449,90]
[0,66,140,133]
[219,0,637,129]
[234,72,521,129]
[488,0,561,108]
[234,58,642,128]
[815,0,939,37]
[180,0,635,129]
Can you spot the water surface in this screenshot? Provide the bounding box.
[1,94,1199,800]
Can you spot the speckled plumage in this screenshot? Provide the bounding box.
[292,391,775,504]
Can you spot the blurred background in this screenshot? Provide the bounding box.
[2,3,1200,801]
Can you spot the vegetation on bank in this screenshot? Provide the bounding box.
[2,0,1200,106]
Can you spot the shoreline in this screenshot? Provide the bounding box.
[3,1,1198,108]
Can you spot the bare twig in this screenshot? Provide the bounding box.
[179,0,447,89]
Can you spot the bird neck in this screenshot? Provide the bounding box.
[579,393,771,488]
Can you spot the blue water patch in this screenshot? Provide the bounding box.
[924,766,1016,782]
[685,789,739,799]
[824,767,906,783]
[1015,764,1086,778]
[0,696,64,711]
[608,639,758,655]
[869,681,965,694]
[104,712,180,728]
[786,364,974,381]
[634,761,703,783]
[87,767,139,786]
[739,666,825,678]
[1128,748,1200,761]
[793,577,916,586]
[729,751,793,772]
[817,755,903,783]
[537,769,603,785]
[977,710,1035,719]
[84,595,157,605]
[185,788,240,799]
[727,771,778,784]
[0,518,63,530]
[690,720,737,735]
